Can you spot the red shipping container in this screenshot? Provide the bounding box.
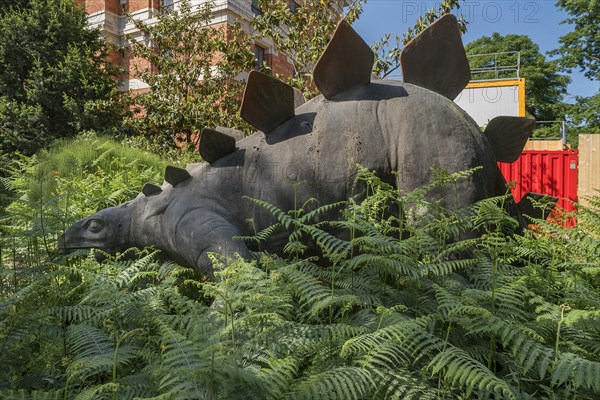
[497,150,578,225]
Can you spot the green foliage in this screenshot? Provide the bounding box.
[465,33,570,122]
[0,100,46,161]
[2,133,167,209]
[220,169,600,399]
[0,0,31,13]
[0,0,123,159]
[529,121,571,143]
[372,0,467,79]
[551,0,600,81]
[125,0,255,150]
[566,94,600,138]
[1,158,599,398]
[0,248,210,397]
[0,134,168,291]
[253,0,365,96]
[570,93,600,129]
[548,1,599,141]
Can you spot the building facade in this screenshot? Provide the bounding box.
[76,0,295,93]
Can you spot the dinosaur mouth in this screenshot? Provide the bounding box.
[57,236,109,262]
[57,234,86,251]
[57,234,108,253]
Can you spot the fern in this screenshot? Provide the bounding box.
[3,160,600,399]
[0,390,64,400]
[552,352,600,393]
[289,366,374,400]
[373,370,438,400]
[255,356,301,399]
[421,257,477,277]
[428,347,518,399]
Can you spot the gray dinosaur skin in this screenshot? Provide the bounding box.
[60,80,505,277]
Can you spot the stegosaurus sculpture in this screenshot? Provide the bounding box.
[61,15,552,277]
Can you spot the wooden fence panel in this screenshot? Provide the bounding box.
[523,140,564,151]
[578,134,600,206]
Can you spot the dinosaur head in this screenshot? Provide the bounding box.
[59,202,134,255]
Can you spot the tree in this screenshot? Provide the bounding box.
[125,0,255,150]
[550,0,599,140]
[253,0,365,95]
[551,0,600,81]
[0,0,31,13]
[564,94,600,146]
[0,0,122,159]
[372,0,467,79]
[465,33,570,122]
[569,95,599,130]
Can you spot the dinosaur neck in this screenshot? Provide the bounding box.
[127,193,188,261]
[116,221,132,253]
[126,197,162,251]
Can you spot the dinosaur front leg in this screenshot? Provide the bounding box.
[174,210,250,279]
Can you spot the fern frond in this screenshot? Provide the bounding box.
[433,285,490,320]
[48,305,96,323]
[273,322,365,349]
[356,340,412,371]
[243,196,295,230]
[422,258,477,277]
[236,222,281,244]
[256,356,301,399]
[428,346,518,399]
[277,263,330,307]
[372,369,438,400]
[73,382,120,400]
[114,373,155,399]
[114,250,159,287]
[67,324,113,359]
[309,293,378,317]
[552,352,600,393]
[350,233,407,256]
[289,366,374,400]
[299,201,346,223]
[301,224,351,258]
[0,390,64,400]
[67,354,115,382]
[340,316,434,358]
[455,313,554,379]
[155,320,206,372]
[494,281,534,321]
[346,253,419,278]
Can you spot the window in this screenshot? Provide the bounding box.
[254,45,266,70]
[160,0,174,13]
[251,0,262,16]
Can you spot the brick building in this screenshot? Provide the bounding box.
[75,0,296,93]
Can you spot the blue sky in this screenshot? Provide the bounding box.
[353,0,599,101]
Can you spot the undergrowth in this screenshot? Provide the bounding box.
[0,157,598,399]
[0,133,168,294]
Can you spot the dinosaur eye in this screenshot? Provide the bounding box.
[87,220,104,233]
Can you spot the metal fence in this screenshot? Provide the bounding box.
[468,51,521,81]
